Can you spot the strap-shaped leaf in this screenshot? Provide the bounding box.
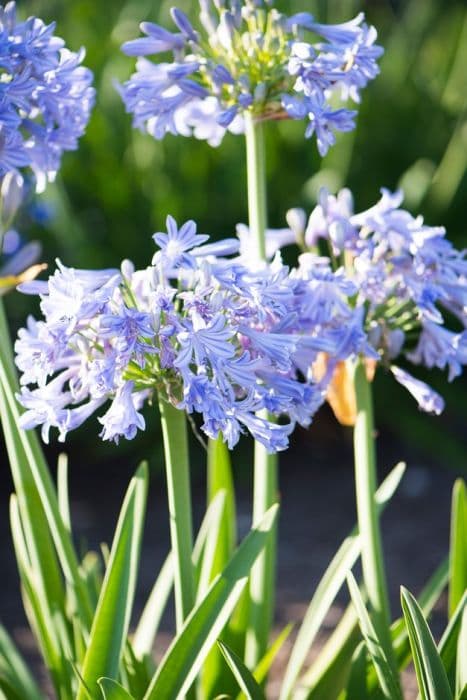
[280,461,406,700]
[143,504,279,700]
[218,641,265,700]
[401,586,453,700]
[449,480,467,618]
[456,606,467,698]
[77,464,148,700]
[439,590,467,692]
[0,624,43,700]
[132,551,173,661]
[99,678,135,699]
[348,574,402,700]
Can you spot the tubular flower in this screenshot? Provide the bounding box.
[14,216,371,450]
[0,2,95,189]
[119,0,382,154]
[266,187,467,415]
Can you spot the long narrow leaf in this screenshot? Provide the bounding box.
[77,464,148,700]
[449,480,467,618]
[0,363,92,628]
[132,551,173,661]
[218,641,265,700]
[0,624,43,700]
[348,573,402,700]
[280,461,406,700]
[143,504,279,700]
[438,590,466,692]
[98,678,135,699]
[456,606,467,697]
[297,602,360,700]
[401,586,453,700]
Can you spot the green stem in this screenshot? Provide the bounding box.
[245,113,267,261]
[244,112,278,669]
[0,297,19,389]
[158,396,195,632]
[351,357,400,686]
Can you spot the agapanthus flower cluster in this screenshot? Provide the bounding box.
[0,2,95,189]
[270,188,467,414]
[14,215,374,450]
[119,0,382,154]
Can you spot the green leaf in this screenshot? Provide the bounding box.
[279,462,406,700]
[77,464,148,700]
[439,590,467,691]
[218,642,265,700]
[401,586,453,700]
[344,641,371,700]
[98,678,135,699]
[132,551,173,661]
[449,480,467,618]
[57,453,71,535]
[0,363,92,630]
[253,624,293,688]
[143,504,279,700]
[348,574,402,700]
[0,624,43,700]
[9,494,72,696]
[297,603,360,700]
[456,606,467,698]
[195,490,228,600]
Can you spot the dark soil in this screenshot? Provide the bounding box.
[0,409,460,699]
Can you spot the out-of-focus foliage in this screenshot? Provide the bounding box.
[6,0,467,468]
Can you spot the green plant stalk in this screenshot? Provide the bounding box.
[158,396,195,632]
[350,357,400,689]
[0,297,18,389]
[243,112,278,669]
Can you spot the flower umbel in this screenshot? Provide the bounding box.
[119,1,382,154]
[262,187,467,415]
[15,215,368,450]
[0,2,95,189]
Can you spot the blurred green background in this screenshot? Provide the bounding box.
[4,0,467,472]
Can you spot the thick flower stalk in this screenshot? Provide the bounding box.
[0,1,95,190]
[14,215,373,449]
[119,0,382,155]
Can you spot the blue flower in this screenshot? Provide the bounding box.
[0,3,95,187]
[152,215,209,269]
[16,218,363,450]
[118,1,382,154]
[390,366,444,415]
[98,382,146,443]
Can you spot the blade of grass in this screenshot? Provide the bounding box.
[77,464,148,700]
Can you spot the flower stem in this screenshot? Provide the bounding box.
[0,297,18,389]
[244,112,278,668]
[351,357,400,685]
[245,113,267,261]
[158,396,195,632]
